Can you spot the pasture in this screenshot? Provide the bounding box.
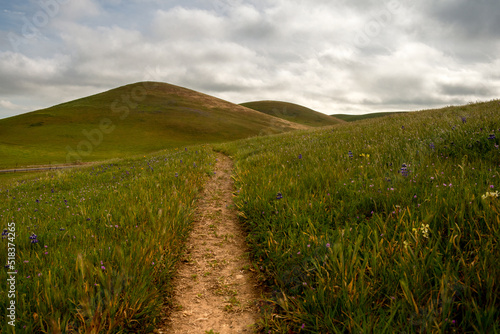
[1,100,499,333]
[0,147,216,332]
[216,100,500,333]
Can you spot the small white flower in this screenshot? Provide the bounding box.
[482,191,499,200]
[420,224,430,238]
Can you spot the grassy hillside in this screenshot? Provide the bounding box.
[0,82,307,169]
[216,100,500,333]
[0,146,216,332]
[1,99,499,333]
[241,100,344,127]
[332,111,407,122]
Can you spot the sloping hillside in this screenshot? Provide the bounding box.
[0,82,307,168]
[332,111,407,122]
[241,100,344,127]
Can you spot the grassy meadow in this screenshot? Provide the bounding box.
[0,99,499,333]
[0,146,216,333]
[216,100,500,333]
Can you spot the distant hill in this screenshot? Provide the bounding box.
[0,82,307,168]
[332,111,407,122]
[240,101,344,127]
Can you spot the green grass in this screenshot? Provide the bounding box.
[241,100,344,127]
[0,82,306,169]
[1,98,499,333]
[0,167,88,188]
[332,111,408,122]
[0,145,216,333]
[215,100,500,333]
[0,173,26,188]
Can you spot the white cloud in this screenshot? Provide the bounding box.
[0,51,71,91]
[0,99,26,110]
[57,0,102,21]
[0,0,499,119]
[0,99,32,119]
[151,7,226,41]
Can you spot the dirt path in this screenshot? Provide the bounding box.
[157,153,262,334]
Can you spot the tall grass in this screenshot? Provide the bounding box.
[216,100,500,333]
[0,146,216,333]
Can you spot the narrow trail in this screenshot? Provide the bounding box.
[158,153,262,334]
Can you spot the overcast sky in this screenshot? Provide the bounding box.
[0,0,499,119]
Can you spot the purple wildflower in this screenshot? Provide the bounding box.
[29,233,39,243]
[400,163,409,177]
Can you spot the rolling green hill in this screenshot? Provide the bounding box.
[0,82,307,168]
[1,99,499,332]
[332,111,407,122]
[216,99,500,332]
[240,100,344,127]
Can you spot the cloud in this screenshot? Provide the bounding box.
[55,0,102,22]
[0,0,499,119]
[0,51,71,92]
[424,0,500,39]
[0,98,32,119]
[0,99,26,110]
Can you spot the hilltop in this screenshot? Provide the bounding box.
[240,100,344,127]
[0,82,307,168]
[332,111,408,122]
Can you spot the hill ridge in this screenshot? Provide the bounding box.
[240,100,344,127]
[0,81,307,168]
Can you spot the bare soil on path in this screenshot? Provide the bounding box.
[157,153,262,334]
